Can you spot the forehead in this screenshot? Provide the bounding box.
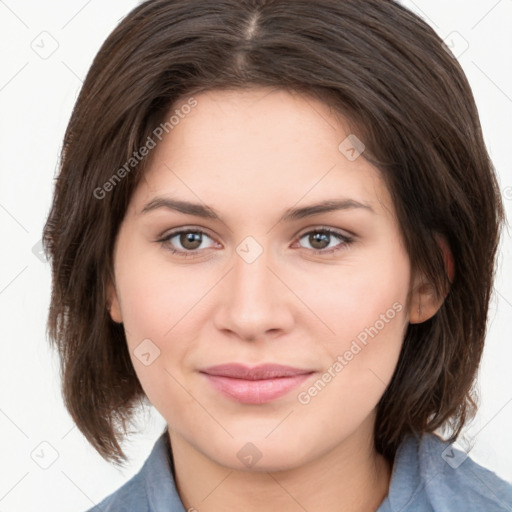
[129,87,394,221]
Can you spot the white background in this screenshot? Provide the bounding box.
[0,1,511,510]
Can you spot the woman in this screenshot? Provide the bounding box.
[42,0,512,510]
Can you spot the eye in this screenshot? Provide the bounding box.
[158,229,218,257]
[295,228,353,255]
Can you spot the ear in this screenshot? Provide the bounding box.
[106,280,123,324]
[408,234,454,324]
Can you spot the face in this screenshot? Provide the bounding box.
[108,87,440,471]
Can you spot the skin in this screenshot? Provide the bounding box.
[108,87,450,512]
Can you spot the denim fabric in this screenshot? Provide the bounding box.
[86,429,512,511]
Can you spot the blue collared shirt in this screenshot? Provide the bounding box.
[86,429,512,511]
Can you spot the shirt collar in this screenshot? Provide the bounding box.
[141,427,187,512]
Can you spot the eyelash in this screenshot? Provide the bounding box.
[157,226,354,259]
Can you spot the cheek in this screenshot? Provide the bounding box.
[116,268,198,422]
[111,255,175,380]
[113,251,218,414]
[115,252,211,344]
[297,246,410,398]
[293,245,410,347]
[294,297,408,442]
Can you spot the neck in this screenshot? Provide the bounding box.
[168,422,392,512]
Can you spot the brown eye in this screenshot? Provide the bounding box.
[159,229,217,256]
[296,228,353,254]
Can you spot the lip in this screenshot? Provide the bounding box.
[200,363,315,404]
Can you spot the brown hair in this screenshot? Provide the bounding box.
[42,0,505,466]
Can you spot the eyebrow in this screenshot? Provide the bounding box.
[140,197,374,222]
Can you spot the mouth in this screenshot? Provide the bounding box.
[199,363,316,404]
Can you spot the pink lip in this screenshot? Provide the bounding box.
[200,364,315,404]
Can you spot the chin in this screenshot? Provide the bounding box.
[204,433,317,473]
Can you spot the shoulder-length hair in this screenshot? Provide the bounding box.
[43,0,505,465]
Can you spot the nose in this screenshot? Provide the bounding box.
[212,244,295,342]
